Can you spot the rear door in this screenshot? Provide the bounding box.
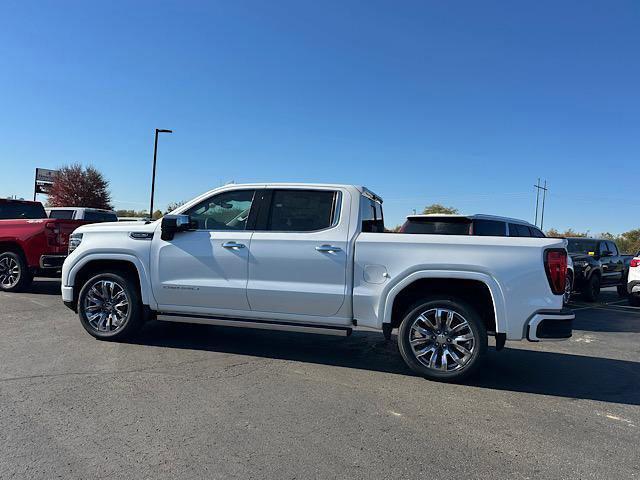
[247,188,350,317]
[599,241,617,285]
[607,241,624,284]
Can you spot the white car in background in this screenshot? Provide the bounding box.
[628,252,640,306]
[46,207,118,223]
[400,214,575,304]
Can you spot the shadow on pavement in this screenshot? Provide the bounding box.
[573,311,640,333]
[130,320,640,406]
[28,278,62,296]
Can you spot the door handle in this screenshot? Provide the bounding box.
[315,245,342,253]
[222,241,245,249]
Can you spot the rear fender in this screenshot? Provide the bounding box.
[380,270,506,333]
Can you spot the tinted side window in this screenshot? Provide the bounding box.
[473,220,506,236]
[185,190,256,230]
[49,209,75,219]
[0,202,47,219]
[401,218,470,235]
[508,223,531,237]
[599,241,608,255]
[84,211,118,222]
[361,198,384,233]
[267,190,338,232]
[530,227,546,238]
[607,241,618,256]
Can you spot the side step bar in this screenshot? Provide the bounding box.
[157,313,352,337]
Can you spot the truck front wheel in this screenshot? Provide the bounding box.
[397,297,487,382]
[77,272,143,340]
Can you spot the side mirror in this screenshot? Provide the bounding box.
[601,251,612,258]
[161,214,194,241]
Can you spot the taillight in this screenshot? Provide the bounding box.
[631,258,640,268]
[545,249,567,295]
[44,221,61,246]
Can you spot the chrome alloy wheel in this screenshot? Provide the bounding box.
[408,308,476,372]
[0,255,20,289]
[83,280,130,333]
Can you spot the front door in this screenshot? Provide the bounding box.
[150,188,256,312]
[247,188,350,318]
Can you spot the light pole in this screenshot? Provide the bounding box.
[149,128,172,218]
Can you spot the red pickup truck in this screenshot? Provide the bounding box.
[0,199,86,292]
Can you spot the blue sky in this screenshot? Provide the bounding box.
[1,0,638,231]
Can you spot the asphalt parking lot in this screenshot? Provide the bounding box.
[1,281,639,479]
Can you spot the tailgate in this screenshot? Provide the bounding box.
[47,220,86,253]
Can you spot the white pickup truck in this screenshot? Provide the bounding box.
[61,183,574,381]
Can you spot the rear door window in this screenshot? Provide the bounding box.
[266,189,340,232]
[472,219,506,236]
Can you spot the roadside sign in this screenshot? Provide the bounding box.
[34,168,58,198]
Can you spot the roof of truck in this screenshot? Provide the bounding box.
[199,183,382,202]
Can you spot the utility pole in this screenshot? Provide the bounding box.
[533,178,548,228]
[534,178,541,226]
[540,179,548,230]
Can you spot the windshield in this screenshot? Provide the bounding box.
[0,202,47,220]
[567,239,598,254]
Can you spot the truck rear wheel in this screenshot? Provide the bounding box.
[397,297,487,382]
[77,272,143,340]
[0,251,33,292]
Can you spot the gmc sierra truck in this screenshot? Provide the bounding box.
[0,199,85,292]
[61,184,573,381]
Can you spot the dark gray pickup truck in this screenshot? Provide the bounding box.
[567,237,633,302]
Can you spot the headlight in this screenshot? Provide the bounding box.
[68,233,83,254]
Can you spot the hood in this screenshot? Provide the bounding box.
[75,220,158,234]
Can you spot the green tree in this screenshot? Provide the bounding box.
[422,203,459,215]
[165,201,186,213]
[546,228,588,238]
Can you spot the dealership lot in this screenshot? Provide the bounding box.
[1,282,639,479]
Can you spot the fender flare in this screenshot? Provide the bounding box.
[379,269,507,333]
[66,253,154,307]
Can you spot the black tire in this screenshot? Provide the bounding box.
[617,284,629,298]
[582,274,601,302]
[0,250,33,292]
[77,272,143,340]
[397,297,487,382]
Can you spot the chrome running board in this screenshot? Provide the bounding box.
[157,313,352,337]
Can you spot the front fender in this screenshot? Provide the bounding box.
[64,252,154,307]
[380,270,507,334]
